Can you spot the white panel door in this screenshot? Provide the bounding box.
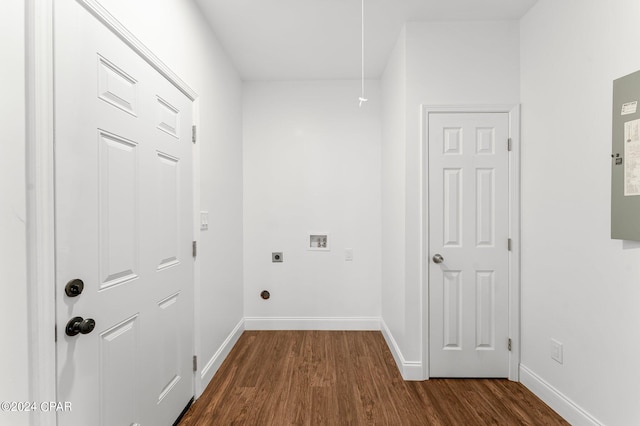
[54,1,194,425]
[428,112,510,378]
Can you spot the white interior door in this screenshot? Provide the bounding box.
[428,112,510,378]
[55,1,194,424]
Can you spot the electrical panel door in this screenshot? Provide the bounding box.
[612,70,640,241]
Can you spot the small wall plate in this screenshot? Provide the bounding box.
[272,252,283,262]
[200,211,209,231]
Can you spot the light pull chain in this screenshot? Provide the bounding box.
[359,0,368,107]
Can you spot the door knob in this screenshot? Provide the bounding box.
[65,316,96,336]
[65,279,85,297]
[432,254,444,264]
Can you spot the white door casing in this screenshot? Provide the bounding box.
[427,111,512,378]
[55,1,195,424]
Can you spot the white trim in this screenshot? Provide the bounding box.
[192,99,202,397]
[421,104,522,381]
[520,365,602,426]
[381,321,424,381]
[198,319,245,393]
[507,105,522,381]
[26,1,57,426]
[244,317,381,331]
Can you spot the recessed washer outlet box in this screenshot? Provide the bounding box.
[272,252,283,263]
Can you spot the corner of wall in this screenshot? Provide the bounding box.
[198,318,245,395]
[380,14,408,360]
[380,320,423,381]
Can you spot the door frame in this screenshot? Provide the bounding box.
[421,105,521,381]
[26,1,200,424]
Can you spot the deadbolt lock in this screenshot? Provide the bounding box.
[65,279,85,297]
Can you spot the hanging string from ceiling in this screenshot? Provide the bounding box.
[359,0,368,107]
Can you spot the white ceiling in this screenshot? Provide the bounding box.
[194,0,538,81]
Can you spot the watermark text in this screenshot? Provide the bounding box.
[1,401,72,412]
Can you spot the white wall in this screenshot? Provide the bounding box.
[82,0,244,391]
[381,27,407,358]
[381,21,520,370]
[243,80,381,327]
[520,1,640,424]
[0,2,29,426]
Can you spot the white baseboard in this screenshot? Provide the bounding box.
[380,320,424,381]
[520,364,602,426]
[243,316,381,331]
[199,318,245,391]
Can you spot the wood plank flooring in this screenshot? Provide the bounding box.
[179,331,568,426]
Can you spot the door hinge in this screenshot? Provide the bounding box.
[192,241,197,258]
[508,338,512,351]
[54,325,57,342]
[193,355,198,372]
[508,137,512,151]
[192,125,197,144]
[508,238,512,251]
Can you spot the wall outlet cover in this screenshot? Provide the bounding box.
[345,248,353,261]
[272,252,283,263]
[550,339,563,364]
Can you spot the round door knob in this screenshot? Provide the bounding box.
[65,279,85,297]
[66,317,96,336]
[432,254,444,264]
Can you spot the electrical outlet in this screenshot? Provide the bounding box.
[550,339,563,364]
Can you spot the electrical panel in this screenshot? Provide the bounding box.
[612,70,640,241]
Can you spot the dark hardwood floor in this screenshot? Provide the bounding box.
[179,331,568,425]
